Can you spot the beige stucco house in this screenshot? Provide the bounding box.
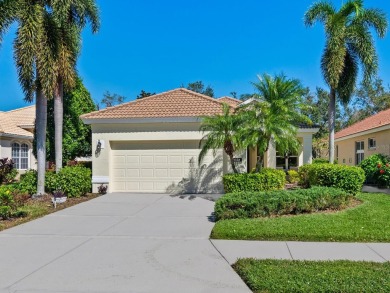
[81,88,318,193]
[0,105,37,172]
[335,108,390,166]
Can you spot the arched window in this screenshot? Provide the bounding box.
[11,143,29,170]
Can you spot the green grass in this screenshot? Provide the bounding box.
[211,193,390,242]
[233,259,390,293]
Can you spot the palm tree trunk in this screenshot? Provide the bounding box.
[228,152,239,174]
[328,88,336,163]
[54,77,64,173]
[36,89,47,196]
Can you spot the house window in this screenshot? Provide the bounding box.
[12,143,29,170]
[276,151,298,170]
[355,141,364,165]
[368,138,376,150]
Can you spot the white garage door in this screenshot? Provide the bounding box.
[110,141,223,193]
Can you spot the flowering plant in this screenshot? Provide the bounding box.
[377,163,390,188]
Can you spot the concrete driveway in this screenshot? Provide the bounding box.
[0,193,250,293]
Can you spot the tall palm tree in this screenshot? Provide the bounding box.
[0,0,58,195]
[199,103,243,174]
[240,74,311,172]
[305,0,387,163]
[50,0,99,172]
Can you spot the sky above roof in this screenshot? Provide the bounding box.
[1,0,390,111]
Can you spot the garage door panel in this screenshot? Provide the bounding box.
[110,141,223,193]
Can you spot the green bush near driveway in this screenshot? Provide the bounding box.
[233,259,390,293]
[214,186,351,221]
[211,193,390,242]
[19,166,91,197]
[298,164,365,194]
[359,153,390,185]
[223,168,286,193]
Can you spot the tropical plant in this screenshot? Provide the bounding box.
[239,73,311,171]
[199,103,242,173]
[50,0,99,172]
[0,0,60,195]
[304,0,388,163]
[35,78,97,163]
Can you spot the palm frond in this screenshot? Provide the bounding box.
[304,1,335,27]
[0,0,18,45]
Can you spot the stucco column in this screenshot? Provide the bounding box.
[266,139,276,168]
[303,134,313,165]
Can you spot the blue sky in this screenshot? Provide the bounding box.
[1,0,390,110]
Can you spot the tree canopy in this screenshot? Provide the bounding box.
[185,81,214,97]
[34,78,96,164]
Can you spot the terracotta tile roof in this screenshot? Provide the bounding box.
[81,88,234,120]
[218,96,242,107]
[335,108,390,139]
[0,105,35,138]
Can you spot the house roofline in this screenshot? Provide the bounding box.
[335,124,390,142]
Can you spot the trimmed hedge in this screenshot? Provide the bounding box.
[214,186,351,220]
[18,166,91,197]
[223,168,286,193]
[298,164,365,195]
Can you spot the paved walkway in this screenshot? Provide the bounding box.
[1,194,389,293]
[212,240,390,264]
[0,194,251,293]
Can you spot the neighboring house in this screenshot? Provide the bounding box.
[81,88,318,193]
[0,105,36,172]
[335,108,390,166]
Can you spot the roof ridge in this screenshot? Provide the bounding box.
[6,105,35,113]
[81,88,230,119]
[81,88,192,119]
[218,96,241,103]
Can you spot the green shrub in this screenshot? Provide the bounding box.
[214,186,351,220]
[359,154,390,184]
[19,170,38,195]
[298,164,365,195]
[223,168,286,193]
[47,166,91,197]
[287,170,300,184]
[0,205,12,220]
[18,167,91,197]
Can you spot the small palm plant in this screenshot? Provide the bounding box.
[304,0,388,163]
[239,74,311,172]
[199,103,243,174]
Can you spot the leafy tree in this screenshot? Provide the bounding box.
[34,78,96,164]
[136,90,155,99]
[51,0,100,173]
[0,0,60,195]
[305,0,388,163]
[345,77,390,126]
[185,81,214,97]
[100,91,126,108]
[240,74,311,171]
[199,103,243,173]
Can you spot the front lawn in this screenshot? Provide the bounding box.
[233,259,390,293]
[211,193,390,242]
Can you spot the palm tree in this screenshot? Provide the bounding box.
[304,0,387,163]
[51,0,99,172]
[240,74,311,172]
[0,0,58,195]
[199,103,242,174]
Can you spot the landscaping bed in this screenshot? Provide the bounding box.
[0,193,99,232]
[233,259,390,293]
[211,193,390,242]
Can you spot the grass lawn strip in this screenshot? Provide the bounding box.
[233,259,390,293]
[0,193,99,231]
[211,193,390,242]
